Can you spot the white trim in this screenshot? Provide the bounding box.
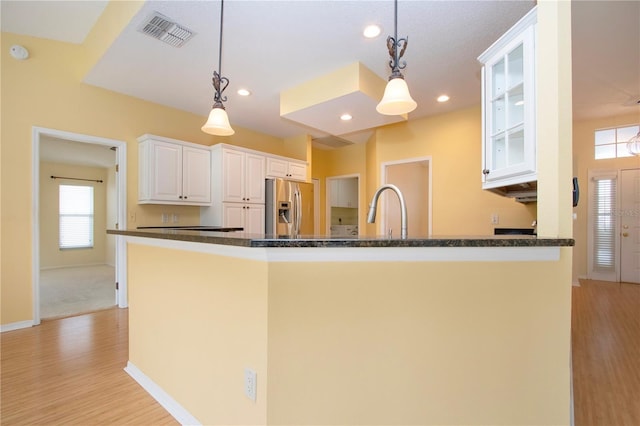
[1,320,34,333]
[124,361,201,426]
[32,127,128,324]
[381,156,433,237]
[572,280,581,287]
[125,236,561,263]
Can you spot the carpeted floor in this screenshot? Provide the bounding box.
[40,265,116,319]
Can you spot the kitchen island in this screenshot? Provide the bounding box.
[109,228,574,425]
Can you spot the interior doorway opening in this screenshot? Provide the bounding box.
[32,127,128,325]
[326,175,360,237]
[381,157,432,238]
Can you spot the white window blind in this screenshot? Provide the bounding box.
[592,177,617,271]
[59,185,94,249]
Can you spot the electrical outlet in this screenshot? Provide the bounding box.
[129,211,136,222]
[491,213,499,225]
[161,213,169,223]
[244,368,257,402]
[172,213,179,223]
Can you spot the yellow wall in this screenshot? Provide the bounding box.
[125,242,572,425]
[572,113,640,281]
[127,244,268,425]
[39,163,109,268]
[0,31,288,325]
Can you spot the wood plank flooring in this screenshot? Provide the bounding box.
[572,280,640,426]
[0,308,178,425]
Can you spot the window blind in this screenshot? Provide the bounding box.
[592,177,617,271]
[59,185,94,249]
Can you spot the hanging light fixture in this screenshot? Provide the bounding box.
[376,0,417,116]
[627,130,640,156]
[202,0,235,136]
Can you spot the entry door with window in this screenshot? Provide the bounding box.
[620,169,640,283]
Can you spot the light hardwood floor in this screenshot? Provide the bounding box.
[0,308,178,425]
[572,280,640,426]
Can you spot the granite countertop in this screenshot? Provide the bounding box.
[107,228,574,248]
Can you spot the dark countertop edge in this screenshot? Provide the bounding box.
[108,229,574,248]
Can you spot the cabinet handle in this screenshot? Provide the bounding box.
[179,195,183,199]
[183,196,187,200]
[482,169,490,175]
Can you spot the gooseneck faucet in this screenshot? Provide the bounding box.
[367,184,408,239]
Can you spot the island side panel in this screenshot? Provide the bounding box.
[127,243,268,425]
[266,248,572,425]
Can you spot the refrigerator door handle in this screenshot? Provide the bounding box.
[293,188,302,236]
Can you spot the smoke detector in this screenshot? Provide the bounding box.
[138,12,195,48]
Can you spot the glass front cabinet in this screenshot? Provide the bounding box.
[478,7,537,189]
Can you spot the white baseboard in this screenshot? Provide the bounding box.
[572,280,581,287]
[124,361,201,426]
[1,320,33,332]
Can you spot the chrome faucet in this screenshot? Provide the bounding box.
[367,184,408,239]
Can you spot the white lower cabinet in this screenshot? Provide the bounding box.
[221,203,264,234]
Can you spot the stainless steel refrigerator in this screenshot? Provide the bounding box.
[265,178,314,237]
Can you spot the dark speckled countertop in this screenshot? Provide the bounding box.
[107,228,574,248]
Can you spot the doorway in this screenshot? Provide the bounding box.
[381,157,432,238]
[326,175,360,236]
[32,127,128,324]
[587,167,639,284]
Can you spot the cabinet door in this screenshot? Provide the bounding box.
[150,141,182,201]
[342,179,358,208]
[222,203,245,229]
[182,146,211,204]
[244,204,265,234]
[266,157,288,178]
[329,180,340,207]
[482,24,536,185]
[288,162,307,181]
[222,149,246,203]
[245,153,266,204]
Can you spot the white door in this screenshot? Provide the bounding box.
[151,141,182,201]
[245,204,265,234]
[620,169,640,284]
[245,153,266,204]
[222,149,245,202]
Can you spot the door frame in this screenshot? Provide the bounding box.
[325,174,360,236]
[32,127,128,325]
[380,156,433,237]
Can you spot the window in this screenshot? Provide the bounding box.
[588,171,619,282]
[59,185,94,249]
[594,125,639,159]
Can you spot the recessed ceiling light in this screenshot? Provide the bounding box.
[363,25,381,38]
[340,113,353,121]
[437,95,450,103]
[237,88,251,96]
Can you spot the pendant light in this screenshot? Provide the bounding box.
[376,0,417,116]
[202,0,235,136]
[627,130,640,156]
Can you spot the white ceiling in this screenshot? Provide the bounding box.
[2,0,639,146]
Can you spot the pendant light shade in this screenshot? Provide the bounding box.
[202,106,234,136]
[627,131,640,156]
[202,0,235,136]
[377,0,417,116]
[377,77,417,115]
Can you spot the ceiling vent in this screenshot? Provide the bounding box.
[138,12,195,48]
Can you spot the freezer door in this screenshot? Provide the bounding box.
[294,182,314,236]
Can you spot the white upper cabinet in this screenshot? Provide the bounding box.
[330,178,358,208]
[219,147,265,204]
[138,134,211,205]
[266,157,307,181]
[478,7,537,189]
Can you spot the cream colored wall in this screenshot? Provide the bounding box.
[572,113,640,281]
[39,163,108,268]
[1,30,286,325]
[267,251,572,425]
[127,244,268,425]
[374,107,536,235]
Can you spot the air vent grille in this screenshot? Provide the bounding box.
[138,12,195,48]
[312,136,354,149]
